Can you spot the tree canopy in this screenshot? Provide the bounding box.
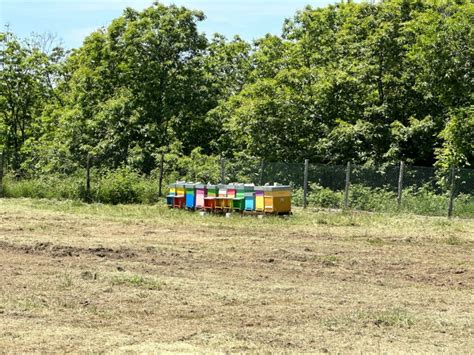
[1,0,473,178]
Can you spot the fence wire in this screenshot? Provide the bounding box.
[214,160,473,217]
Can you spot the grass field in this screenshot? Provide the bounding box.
[0,198,473,353]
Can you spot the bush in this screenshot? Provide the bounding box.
[92,167,157,204]
[349,184,397,212]
[400,185,448,216]
[308,183,343,209]
[1,173,83,200]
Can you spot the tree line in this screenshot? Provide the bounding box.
[1,0,472,180]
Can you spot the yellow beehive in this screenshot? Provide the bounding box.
[254,187,265,212]
[175,182,186,197]
[263,186,291,214]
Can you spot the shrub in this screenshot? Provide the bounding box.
[308,183,343,209]
[92,167,157,204]
[349,184,397,212]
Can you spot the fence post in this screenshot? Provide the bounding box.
[303,159,309,209]
[447,166,456,219]
[344,161,351,210]
[0,152,3,196]
[86,153,91,202]
[259,159,264,186]
[158,151,165,197]
[220,157,225,184]
[397,161,405,209]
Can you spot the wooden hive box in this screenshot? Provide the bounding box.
[232,184,245,211]
[262,185,292,214]
[204,184,218,211]
[185,183,197,209]
[174,182,186,209]
[215,184,228,210]
[166,183,176,207]
[254,186,265,212]
[195,183,206,209]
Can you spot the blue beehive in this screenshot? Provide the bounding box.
[185,183,196,209]
[244,192,255,211]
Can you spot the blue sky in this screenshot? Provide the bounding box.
[1,0,332,49]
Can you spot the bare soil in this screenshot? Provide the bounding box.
[0,199,473,353]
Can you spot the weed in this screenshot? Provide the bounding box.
[321,255,339,267]
[111,274,163,290]
[365,308,415,328]
[322,307,415,329]
[445,235,462,245]
[367,237,384,246]
[59,272,73,290]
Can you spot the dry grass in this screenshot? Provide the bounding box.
[0,198,473,353]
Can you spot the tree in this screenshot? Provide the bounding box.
[0,30,65,173]
[54,2,211,173]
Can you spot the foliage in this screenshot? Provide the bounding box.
[0,0,472,202]
[436,106,474,169]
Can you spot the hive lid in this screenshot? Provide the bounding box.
[206,184,218,189]
[195,183,206,189]
[217,184,228,189]
[185,183,196,188]
[261,185,291,191]
[244,192,255,197]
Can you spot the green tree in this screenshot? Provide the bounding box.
[0,30,64,173]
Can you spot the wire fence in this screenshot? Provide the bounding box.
[217,159,473,218]
[0,151,473,218]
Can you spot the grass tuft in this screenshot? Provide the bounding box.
[111,274,163,290]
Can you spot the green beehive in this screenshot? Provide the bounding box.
[232,184,245,211]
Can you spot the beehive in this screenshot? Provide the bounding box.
[175,182,186,197]
[166,183,176,207]
[185,183,196,209]
[174,182,186,208]
[215,184,228,210]
[232,184,245,211]
[204,184,218,211]
[195,183,206,209]
[262,185,292,214]
[254,186,265,212]
[244,192,255,211]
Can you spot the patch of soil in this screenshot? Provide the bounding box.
[0,240,137,260]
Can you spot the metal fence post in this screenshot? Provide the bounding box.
[158,151,165,197]
[448,166,456,219]
[220,158,225,184]
[344,161,351,210]
[397,161,405,209]
[86,153,91,202]
[303,159,309,209]
[0,152,4,196]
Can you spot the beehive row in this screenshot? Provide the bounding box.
[166,182,292,215]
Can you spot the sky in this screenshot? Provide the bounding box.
[0,0,332,49]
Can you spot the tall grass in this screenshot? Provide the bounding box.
[1,167,159,205]
[292,183,473,218]
[1,173,473,218]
